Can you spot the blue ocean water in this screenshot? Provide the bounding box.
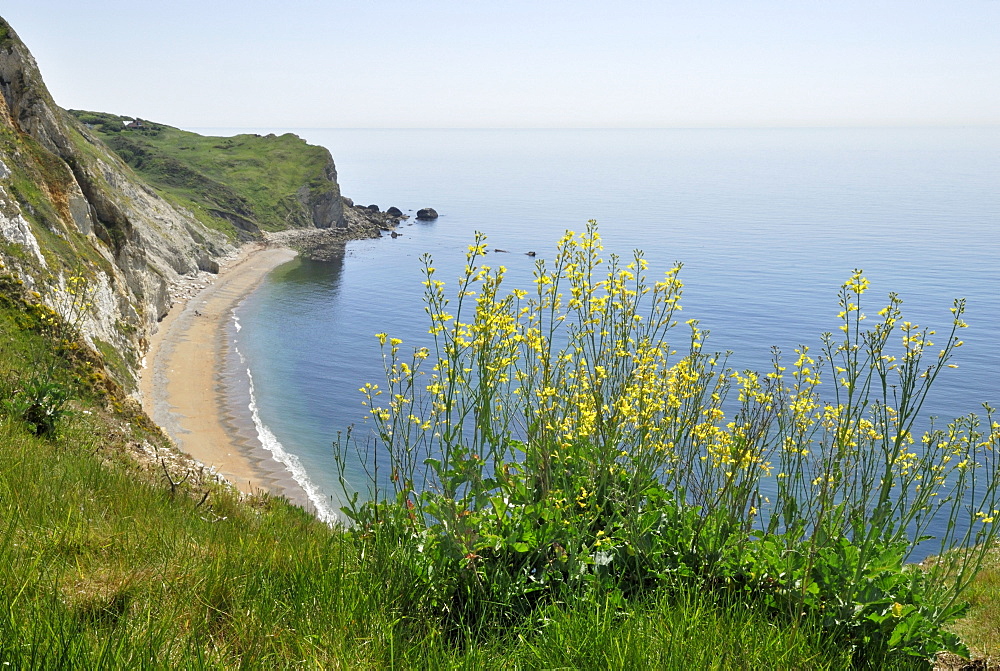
[229,127,1000,527]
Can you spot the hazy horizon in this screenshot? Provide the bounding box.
[3,1,998,129]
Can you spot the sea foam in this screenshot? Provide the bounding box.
[232,313,341,525]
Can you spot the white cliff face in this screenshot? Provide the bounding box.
[0,17,237,390]
[0,178,45,265]
[85,150,235,316]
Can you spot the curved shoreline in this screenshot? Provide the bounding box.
[139,242,309,502]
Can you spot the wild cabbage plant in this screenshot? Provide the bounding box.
[337,222,1000,663]
[1,272,93,437]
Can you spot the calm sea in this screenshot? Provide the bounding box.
[221,128,1000,529]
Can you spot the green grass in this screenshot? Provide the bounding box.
[946,543,1000,663]
[68,110,340,238]
[0,423,856,669]
[501,591,855,670]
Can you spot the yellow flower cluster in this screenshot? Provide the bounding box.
[356,230,994,565]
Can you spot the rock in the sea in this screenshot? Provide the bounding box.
[366,204,380,212]
[416,207,439,220]
[386,206,403,217]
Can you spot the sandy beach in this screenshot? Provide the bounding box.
[139,242,308,500]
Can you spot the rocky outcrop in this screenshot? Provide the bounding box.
[342,198,405,231]
[295,153,344,230]
[416,207,439,220]
[269,226,383,263]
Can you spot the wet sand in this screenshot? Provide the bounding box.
[139,243,306,499]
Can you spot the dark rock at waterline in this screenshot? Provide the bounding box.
[279,225,384,262]
[416,207,439,220]
[343,202,402,233]
[386,206,403,217]
[366,204,380,212]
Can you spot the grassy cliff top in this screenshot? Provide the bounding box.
[68,111,340,239]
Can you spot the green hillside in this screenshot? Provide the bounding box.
[68,111,341,240]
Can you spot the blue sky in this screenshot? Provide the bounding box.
[3,1,998,128]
